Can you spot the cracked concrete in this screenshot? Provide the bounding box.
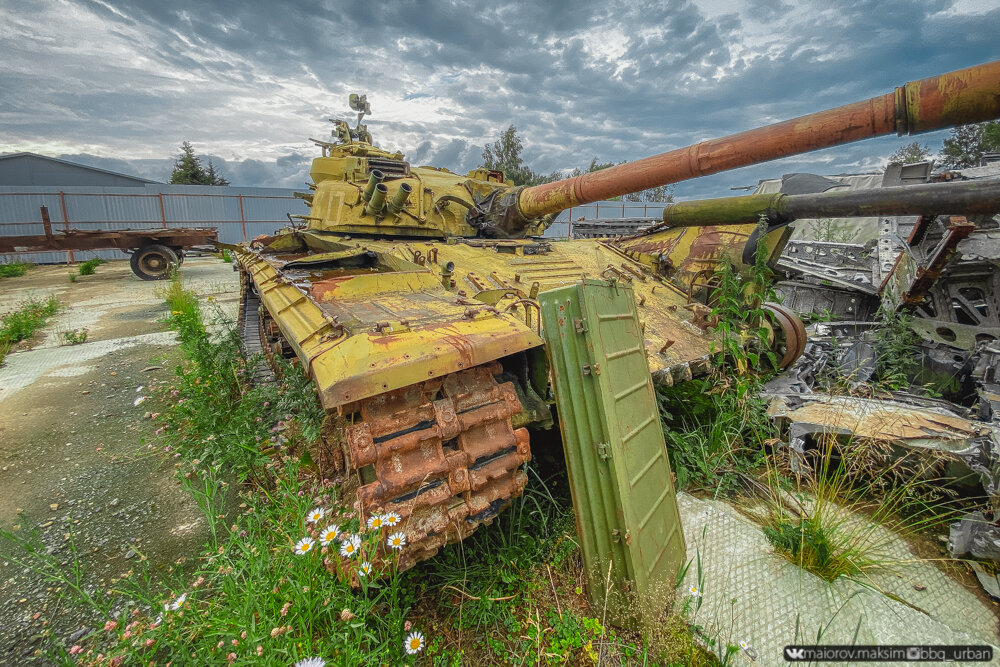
[676,493,1000,666]
[0,257,239,663]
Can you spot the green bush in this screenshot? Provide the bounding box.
[0,296,59,364]
[0,262,31,279]
[78,258,105,275]
[62,328,88,345]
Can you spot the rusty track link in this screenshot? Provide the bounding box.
[345,362,531,570]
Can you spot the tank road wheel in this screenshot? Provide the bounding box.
[130,244,178,280]
[763,302,807,369]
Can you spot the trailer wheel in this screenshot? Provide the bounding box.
[130,244,178,280]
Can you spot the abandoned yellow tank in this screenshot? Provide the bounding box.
[232,62,1000,571]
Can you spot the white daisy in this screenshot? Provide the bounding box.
[366,514,384,530]
[358,561,372,577]
[319,525,340,546]
[134,396,146,406]
[340,534,361,558]
[387,532,406,550]
[294,537,316,555]
[382,512,401,527]
[740,640,757,660]
[294,658,325,667]
[306,507,325,524]
[164,592,186,611]
[404,630,425,655]
[688,585,702,598]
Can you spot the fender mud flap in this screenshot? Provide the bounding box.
[539,278,686,629]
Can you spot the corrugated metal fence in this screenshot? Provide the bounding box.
[546,200,668,238]
[0,184,305,264]
[0,183,669,264]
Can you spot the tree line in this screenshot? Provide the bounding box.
[887,121,1000,168]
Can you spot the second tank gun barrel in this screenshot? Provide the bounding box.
[494,60,1000,234]
[655,177,1000,229]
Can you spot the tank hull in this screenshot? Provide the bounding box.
[232,225,776,572]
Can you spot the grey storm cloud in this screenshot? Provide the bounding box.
[1,0,998,195]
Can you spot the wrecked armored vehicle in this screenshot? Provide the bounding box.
[728,161,1000,597]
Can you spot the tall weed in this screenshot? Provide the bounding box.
[873,300,920,391]
[658,217,780,491]
[0,262,32,279]
[0,295,59,364]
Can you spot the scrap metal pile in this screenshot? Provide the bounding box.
[760,161,1000,598]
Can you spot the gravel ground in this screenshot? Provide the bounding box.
[0,257,239,664]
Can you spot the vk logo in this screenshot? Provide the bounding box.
[785,647,807,660]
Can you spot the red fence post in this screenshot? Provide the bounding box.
[238,194,247,242]
[59,191,74,263]
[158,193,167,228]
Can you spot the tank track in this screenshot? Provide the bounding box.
[237,277,277,384]
[345,361,531,570]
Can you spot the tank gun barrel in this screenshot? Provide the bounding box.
[655,177,1000,229]
[502,60,1000,232]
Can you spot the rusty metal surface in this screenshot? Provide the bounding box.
[0,226,218,253]
[880,216,976,307]
[344,361,530,571]
[768,394,991,453]
[763,302,807,370]
[517,61,1000,219]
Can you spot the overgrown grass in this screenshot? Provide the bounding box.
[658,218,779,492]
[0,261,32,279]
[78,258,106,276]
[0,275,709,665]
[0,295,59,364]
[756,439,957,584]
[658,377,773,492]
[62,328,88,345]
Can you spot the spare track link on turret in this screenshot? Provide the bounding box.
[345,361,531,569]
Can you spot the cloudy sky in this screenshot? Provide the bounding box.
[1,0,998,200]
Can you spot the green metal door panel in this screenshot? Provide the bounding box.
[539,281,631,599]
[539,278,685,627]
